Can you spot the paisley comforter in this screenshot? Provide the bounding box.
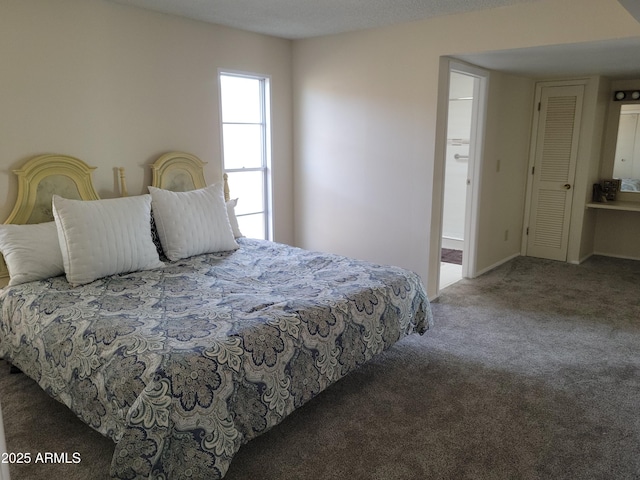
[0,238,431,479]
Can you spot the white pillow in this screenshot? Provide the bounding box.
[0,222,64,286]
[52,194,164,286]
[226,198,243,238]
[149,183,238,261]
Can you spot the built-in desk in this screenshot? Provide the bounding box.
[586,201,640,212]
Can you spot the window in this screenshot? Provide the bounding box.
[219,72,272,240]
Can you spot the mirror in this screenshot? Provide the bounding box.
[613,104,640,192]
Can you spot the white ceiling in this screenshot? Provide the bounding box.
[108,0,539,39]
[108,0,640,79]
[454,37,640,79]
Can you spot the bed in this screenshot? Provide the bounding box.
[0,152,432,479]
[620,178,640,192]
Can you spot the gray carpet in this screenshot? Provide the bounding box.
[1,254,639,479]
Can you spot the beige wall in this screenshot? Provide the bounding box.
[293,0,640,298]
[475,71,534,273]
[573,76,612,263]
[1,0,294,243]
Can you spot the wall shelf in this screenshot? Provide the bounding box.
[586,200,640,212]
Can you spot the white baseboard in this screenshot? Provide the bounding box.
[441,237,463,250]
[469,252,638,280]
[567,252,593,265]
[473,252,521,277]
[592,251,640,262]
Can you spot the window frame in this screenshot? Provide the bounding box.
[219,70,273,241]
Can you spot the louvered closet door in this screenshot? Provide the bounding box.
[526,84,583,261]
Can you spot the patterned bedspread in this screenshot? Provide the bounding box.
[621,178,640,192]
[0,239,431,479]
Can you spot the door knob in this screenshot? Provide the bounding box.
[564,184,571,190]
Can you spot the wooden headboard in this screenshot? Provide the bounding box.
[0,154,101,285]
[150,151,230,201]
[1,151,229,286]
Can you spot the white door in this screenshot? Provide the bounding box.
[440,63,488,287]
[526,84,584,261]
[440,71,474,289]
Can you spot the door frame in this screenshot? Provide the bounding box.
[455,63,488,279]
[430,58,489,298]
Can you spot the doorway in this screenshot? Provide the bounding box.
[439,64,488,290]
